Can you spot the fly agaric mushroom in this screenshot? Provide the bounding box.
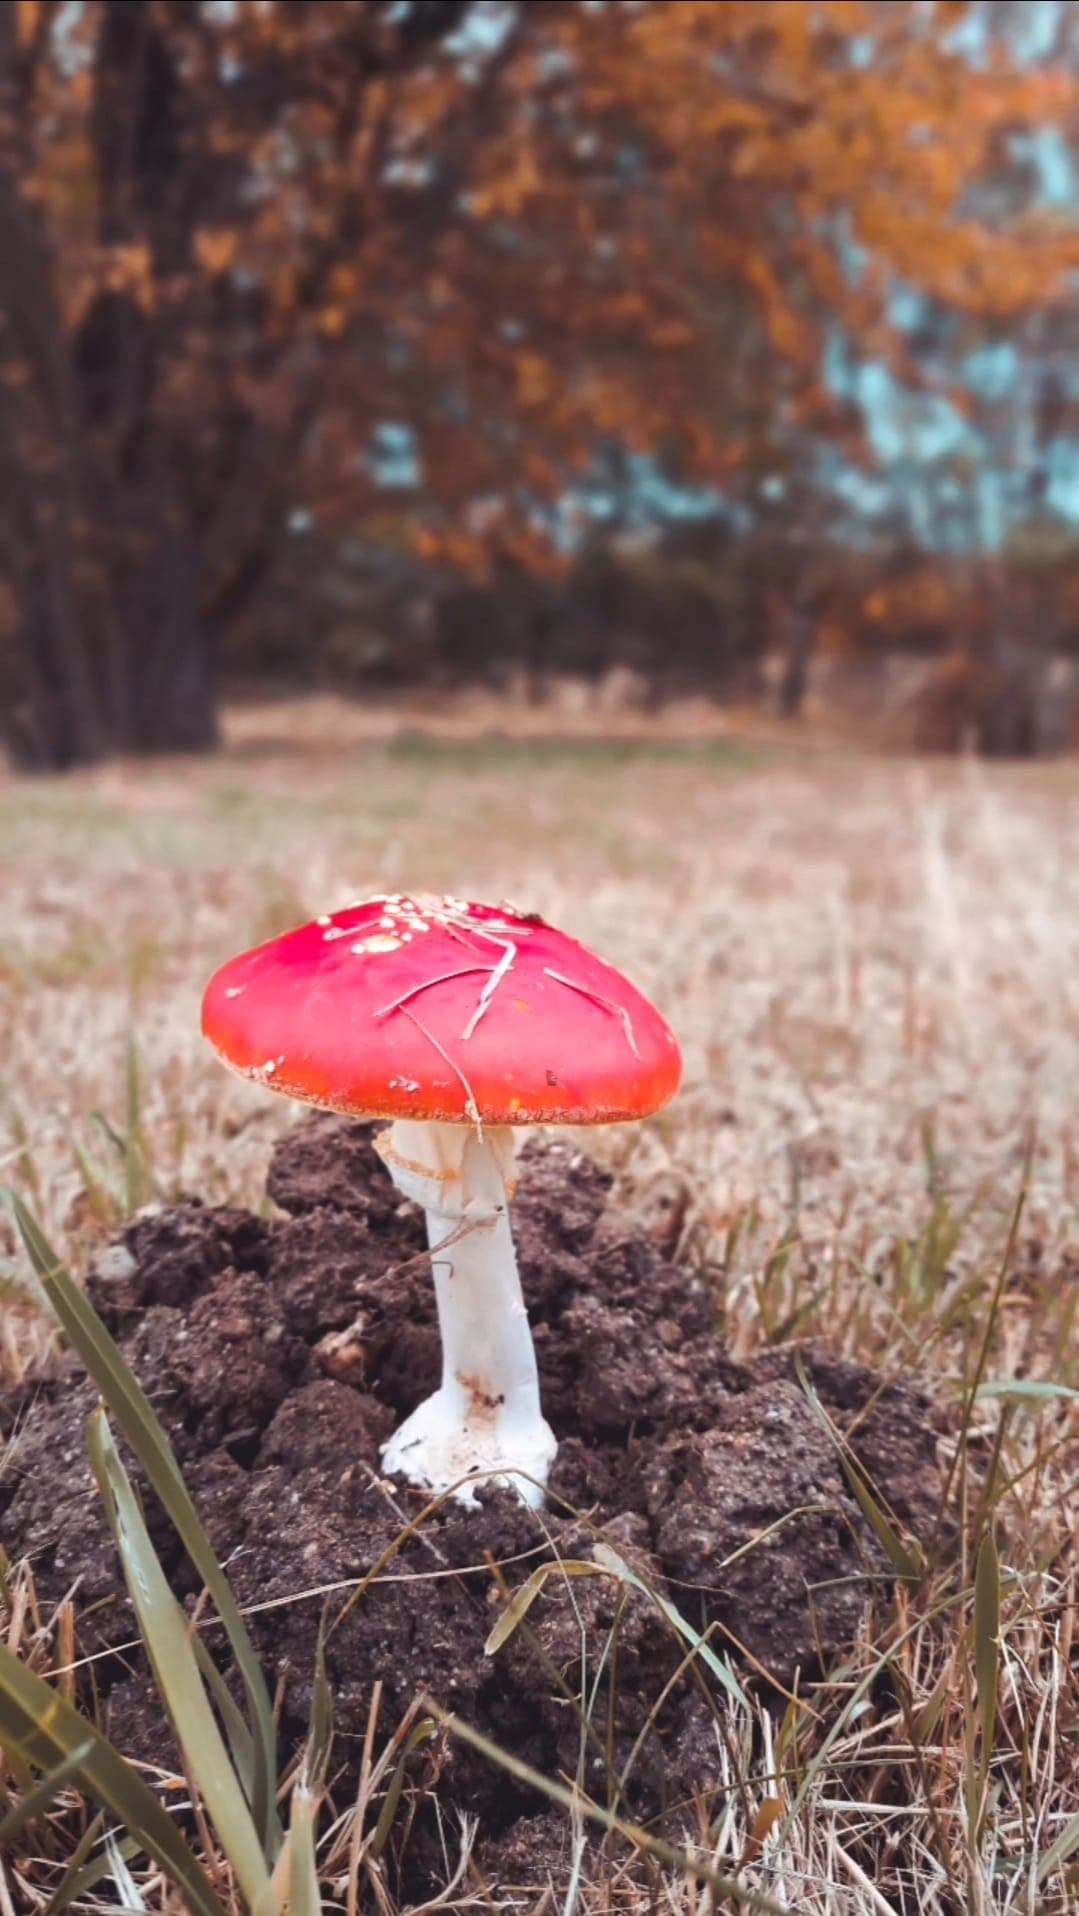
[202,894,682,1507]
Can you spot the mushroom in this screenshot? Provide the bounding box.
[201,893,682,1507]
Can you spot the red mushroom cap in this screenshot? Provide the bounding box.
[202,893,682,1125]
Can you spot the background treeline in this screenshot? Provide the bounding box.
[237,520,1079,755]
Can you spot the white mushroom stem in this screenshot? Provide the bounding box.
[375,1119,556,1508]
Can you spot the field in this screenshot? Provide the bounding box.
[2,700,1079,1912]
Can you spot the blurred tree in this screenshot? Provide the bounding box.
[0,0,1074,764]
[0,0,480,764]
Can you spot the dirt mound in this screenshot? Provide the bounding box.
[0,1117,941,1892]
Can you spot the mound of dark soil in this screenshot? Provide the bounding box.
[0,1118,941,1893]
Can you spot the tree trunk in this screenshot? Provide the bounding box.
[3,527,219,769]
[116,534,220,754]
[778,602,814,717]
[4,584,100,772]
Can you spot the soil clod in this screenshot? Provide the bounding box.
[0,1115,941,1894]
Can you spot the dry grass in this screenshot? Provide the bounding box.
[2,697,1079,1911]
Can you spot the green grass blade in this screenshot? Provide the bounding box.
[124,1035,155,1212]
[43,1810,107,1916]
[484,1535,750,1734]
[0,1740,94,1844]
[911,1668,950,1747]
[976,1379,1079,1405]
[4,1099,43,1208]
[425,1698,791,1914]
[934,1177,1027,1550]
[592,1542,751,1710]
[795,1356,925,1584]
[288,1786,322,1916]
[842,1459,925,1584]
[0,1642,225,1916]
[87,1410,272,1911]
[301,1623,333,1800]
[484,1560,602,1656]
[0,1188,281,1859]
[370,1717,438,1860]
[45,1832,143,1916]
[193,1635,257,1801]
[71,1141,122,1227]
[89,1109,132,1164]
[46,1828,148,1916]
[973,1526,1000,1832]
[272,1634,332,1916]
[1037,1809,1079,1887]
